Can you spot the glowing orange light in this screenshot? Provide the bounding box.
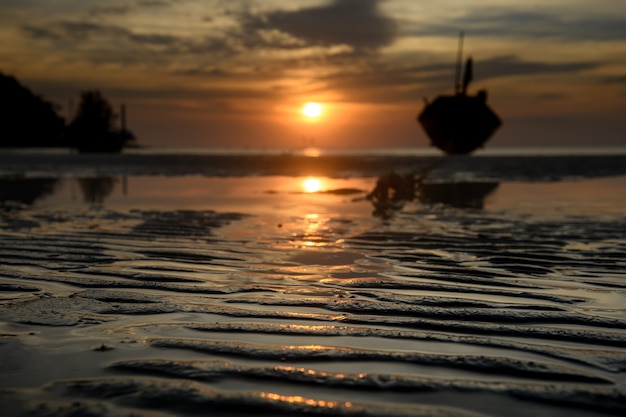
[301,102,323,118]
[303,178,322,193]
[259,392,327,406]
[303,147,321,157]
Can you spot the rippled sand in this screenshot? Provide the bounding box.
[1,171,625,417]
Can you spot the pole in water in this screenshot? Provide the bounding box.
[454,31,464,94]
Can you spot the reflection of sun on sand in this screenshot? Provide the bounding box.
[3,161,626,416]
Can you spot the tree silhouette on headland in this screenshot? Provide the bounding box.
[68,91,116,139]
[1,71,136,152]
[0,72,65,147]
[67,90,136,153]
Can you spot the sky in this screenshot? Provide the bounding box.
[2,0,625,149]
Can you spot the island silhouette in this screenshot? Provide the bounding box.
[0,71,135,153]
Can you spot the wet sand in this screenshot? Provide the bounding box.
[1,170,625,416]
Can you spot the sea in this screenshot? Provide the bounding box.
[0,147,625,417]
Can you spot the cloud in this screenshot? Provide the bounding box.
[19,0,399,67]
[22,21,117,41]
[88,0,173,16]
[136,0,172,7]
[535,93,568,101]
[20,25,62,40]
[406,8,626,41]
[16,1,603,105]
[240,0,397,54]
[127,32,181,46]
[311,55,600,104]
[603,75,626,84]
[88,5,132,17]
[20,18,237,57]
[172,67,228,77]
[478,55,599,80]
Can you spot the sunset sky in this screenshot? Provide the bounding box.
[2,0,625,149]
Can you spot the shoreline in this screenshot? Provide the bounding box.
[1,153,626,181]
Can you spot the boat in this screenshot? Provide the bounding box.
[417,32,501,154]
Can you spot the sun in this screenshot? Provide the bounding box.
[301,102,323,119]
[303,177,322,193]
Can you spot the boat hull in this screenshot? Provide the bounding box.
[418,94,501,154]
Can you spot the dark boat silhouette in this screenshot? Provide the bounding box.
[417,32,501,154]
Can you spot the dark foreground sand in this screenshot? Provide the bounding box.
[1,170,625,417]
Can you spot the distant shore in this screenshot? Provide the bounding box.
[1,149,626,182]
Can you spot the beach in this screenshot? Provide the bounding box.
[1,149,625,416]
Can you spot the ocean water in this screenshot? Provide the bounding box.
[0,148,625,417]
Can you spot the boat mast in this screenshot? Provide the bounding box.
[454,31,464,94]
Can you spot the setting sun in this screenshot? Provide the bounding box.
[301,102,323,119]
[302,177,322,193]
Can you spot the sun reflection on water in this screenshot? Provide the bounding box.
[302,213,323,247]
[259,392,345,409]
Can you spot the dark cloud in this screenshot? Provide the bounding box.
[240,0,397,53]
[406,9,626,41]
[127,32,181,46]
[89,5,132,17]
[20,19,236,58]
[20,25,61,40]
[535,93,568,101]
[22,21,116,41]
[478,55,599,79]
[136,0,172,7]
[20,20,126,41]
[152,33,244,58]
[603,75,626,84]
[57,21,115,38]
[20,1,397,67]
[172,67,228,77]
[89,0,173,15]
[313,55,600,104]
